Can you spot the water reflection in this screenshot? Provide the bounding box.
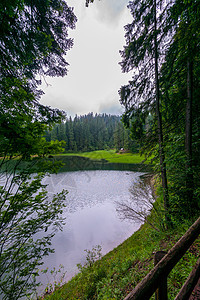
[55,155,153,173]
[116,175,154,224]
[38,170,147,294]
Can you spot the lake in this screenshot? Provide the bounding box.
[37,169,150,295]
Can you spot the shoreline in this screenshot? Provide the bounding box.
[40,171,156,299]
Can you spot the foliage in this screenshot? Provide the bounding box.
[0,0,77,299]
[0,0,76,80]
[119,0,173,118]
[0,0,77,161]
[0,171,68,299]
[85,0,95,7]
[37,139,66,158]
[39,265,67,298]
[75,246,105,299]
[78,245,102,269]
[158,0,200,217]
[119,0,174,226]
[119,0,200,220]
[0,0,77,138]
[45,113,138,153]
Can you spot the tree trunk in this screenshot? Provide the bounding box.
[185,58,194,210]
[153,0,171,227]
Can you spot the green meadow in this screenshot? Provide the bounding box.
[57,150,152,164]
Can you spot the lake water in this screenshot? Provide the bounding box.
[36,170,148,294]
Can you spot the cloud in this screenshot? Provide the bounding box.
[98,93,124,116]
[93,0,129,26]
[40,1,132,117]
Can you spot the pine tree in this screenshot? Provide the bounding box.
[160,0,200,214]
[119,0,172,226]
[46,114,136,153]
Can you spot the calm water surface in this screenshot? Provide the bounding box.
[38,170,146,292]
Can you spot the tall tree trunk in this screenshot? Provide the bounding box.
[185,58,194,210]
[153,0,171,227]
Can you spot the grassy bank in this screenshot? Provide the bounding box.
[38,153,198,299]
[0,150,152,173]
[56,150,152,164]
[41,217,199,300]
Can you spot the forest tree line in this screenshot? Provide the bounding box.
[44,113,139,152]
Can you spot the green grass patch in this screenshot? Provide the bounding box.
[41,216,199,300]
[57,150,152,164]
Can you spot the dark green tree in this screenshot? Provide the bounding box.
[47,113,136,153]
[0,0,77,298]
[159,0,200,215]
[119,0,172,226]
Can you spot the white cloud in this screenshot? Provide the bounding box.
[93,0,129,26]
[40,0,132,117]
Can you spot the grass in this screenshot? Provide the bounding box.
[56,150,152,164]
[41,214,200,300]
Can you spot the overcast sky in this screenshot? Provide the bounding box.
[40,0,132,117]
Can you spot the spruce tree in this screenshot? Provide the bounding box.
[119,0,172,226]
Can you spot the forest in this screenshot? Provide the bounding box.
[119,0,200,225]
[44,113,138,152]
[0,0,200,299]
